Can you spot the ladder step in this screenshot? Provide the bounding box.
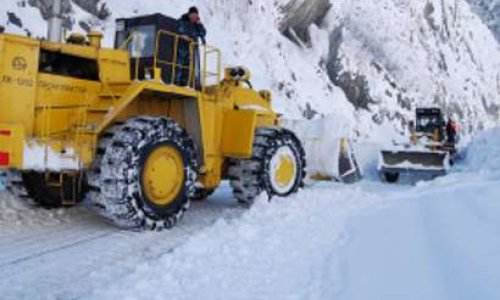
[87,108,110,113]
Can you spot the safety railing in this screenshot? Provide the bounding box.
[120,30,221,91]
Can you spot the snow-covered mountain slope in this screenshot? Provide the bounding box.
[466,0,500,42]
[1,0,500,140]
[321,0,500,137]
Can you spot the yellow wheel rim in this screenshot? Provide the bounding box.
[270,145,299,194]
[274,154,296,188]
[142,145,184,206]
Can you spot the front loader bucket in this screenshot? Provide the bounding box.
[338,138,362,183]
[380,150,449,170]
[378,150,450,183]
[283,115,362,183]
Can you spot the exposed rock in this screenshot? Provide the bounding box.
[7,12,23,28]
[27,0,72,20]
[334,72,374,111]
[26,0,110,27]
[279,0,331,44]
[78,20,91,32]
[73,0,111,20]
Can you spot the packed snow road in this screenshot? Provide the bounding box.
[0,186,246,300]
[0,130,499,300]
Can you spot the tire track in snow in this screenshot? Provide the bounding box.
[0,186,246,300]
[0,232,114,268]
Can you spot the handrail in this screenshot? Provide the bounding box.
[119,28,222,90]
[154,29,198,88]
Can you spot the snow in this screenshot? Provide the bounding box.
[379,158,450,171]
[0,1,47,37]
[83,129,499,300]
[0,0,500,299]
[83,185,388,300]
[325,0,500,136]
[339,176,500,300]
[0,192,88,237]
[2,0,500,139]
[285,114,353,179]
[1,128,498,299]
[23,143,81,171]
[462,127,500,175]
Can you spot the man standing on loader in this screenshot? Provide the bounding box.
[176,6,207,88]
[446,116,460,146]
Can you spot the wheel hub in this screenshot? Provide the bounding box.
[142,146,184,206]
[270,146,298,193]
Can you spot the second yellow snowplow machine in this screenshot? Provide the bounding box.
[379,108,457,183]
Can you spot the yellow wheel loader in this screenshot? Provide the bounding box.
[0,12,306,230]
[378,108,458,184]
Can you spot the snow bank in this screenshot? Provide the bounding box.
[462,127,500,175]
[285,114,354,179]
[0,192,89,237]
[339,172,500,300]
[85,185,386,300]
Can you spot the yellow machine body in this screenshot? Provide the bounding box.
[0,30,278,190]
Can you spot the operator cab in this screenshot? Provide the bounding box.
[415,108,445,142]
[115,14,196,87]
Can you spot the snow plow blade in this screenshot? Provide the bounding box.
[338,138,362,183]
[378,150,450,183]
[284,114,362,183]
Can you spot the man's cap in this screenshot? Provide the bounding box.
[189,6,199,14]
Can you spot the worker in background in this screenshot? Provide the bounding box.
[176,6,206,88]
[446,116,460,146]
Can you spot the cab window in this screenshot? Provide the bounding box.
[117,25,156,58]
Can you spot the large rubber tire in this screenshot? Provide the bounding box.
[86,117,198,231]
[384,172,400,184]
[228,128,306,206]
[0,170,82,208]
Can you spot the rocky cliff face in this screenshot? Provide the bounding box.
[278,0,331,44]
[278,0,500,136]
[326,0,500,135]
[5,0,110,34]
[27,0,110,20]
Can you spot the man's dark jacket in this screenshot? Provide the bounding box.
[177,14,206,45]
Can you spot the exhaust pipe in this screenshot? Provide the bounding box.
[47,0,63,42]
